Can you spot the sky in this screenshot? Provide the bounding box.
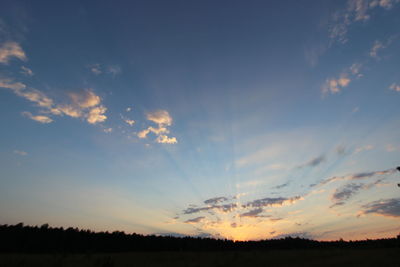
[0,0,399,241]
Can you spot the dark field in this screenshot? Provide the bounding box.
[0,248,399,267]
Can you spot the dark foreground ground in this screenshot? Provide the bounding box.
[0,248,399,267]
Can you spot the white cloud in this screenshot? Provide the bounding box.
[86,105,107,124]
[322,63,362,95]
[103,128,113,133]
[13,150,28,156]
[124,119,135,126]
[20,66,34,76]
[146,110,173,126]
[1,78,107,125]
[22,111,53,123]
[389,83,400,92]
[138,110,177,144]
[156,134,177,144]
[69,90,101,108]
[329,0,399,44]
[126,107,132,112]
[0,41,26,64]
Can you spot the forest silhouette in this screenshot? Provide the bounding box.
[1,223,399,253]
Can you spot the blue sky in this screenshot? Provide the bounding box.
[0,0,400,241]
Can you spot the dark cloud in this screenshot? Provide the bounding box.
[240,208,264,218]
[273,182,290,190]
[184,216,205,224]
[204,196,228,205]
[332,183,363,203]
[297,155,325,169]
[311,168,395,188]
[361,198,400,218]
[183,203,237,215]
[336,145,348,156]
[243,196,301,208]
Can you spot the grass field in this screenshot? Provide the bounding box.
[0,248,399,267]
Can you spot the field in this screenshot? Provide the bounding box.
[0,248,399,267]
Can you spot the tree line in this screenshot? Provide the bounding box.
[0,223,399,253]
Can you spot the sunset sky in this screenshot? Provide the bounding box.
[0,0,400,241]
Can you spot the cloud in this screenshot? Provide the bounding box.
[183,203,237,215]
[354,144,374,154]
[336,145,348,156]
[329,0,399,44]
[0,78,53,108]
[0,41,26,64]
[68,90,101,108]
[389,83,400,92]
[204,197,229,205]
[1,78,107,125]
[331,183,364,205]
[243,196,302,209]
[184,216,205,224]
[370,40,385,59]
[138,110,177,144]
[88,64,121,76]
[297,155,325,169]
[22,111,53,123]
[331,179,387,207]
[322,63,364,95]
[86,106,107,124]
[273,182,290,190]
[369,36,396,59]
[239,208,264,218]
[311,168,395,187]
[108,65,121,76]
[146,110,173,126]
[103,128,113,133]
[89,64,102,75]
[360,198,400,217]
[156,135,177,144]
[13,150,28,156]
[20,66,33,76]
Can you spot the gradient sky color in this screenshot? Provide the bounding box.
[0,0,400,241]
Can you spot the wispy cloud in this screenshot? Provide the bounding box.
[184,216,205,224]
[108,65,121,76]
[13,150,28,156]
[89,64,102,75]
[138,110,177,144]
[311,168,395,187]
[103,128,113,133]
[369,36,396,59]
[297,155,325,169]
[389,83,400,92]
[239,208,264,218]
[329,0,399,44]
[20,66,33,76]
[0,41,26,64]
[22,111,53,123]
